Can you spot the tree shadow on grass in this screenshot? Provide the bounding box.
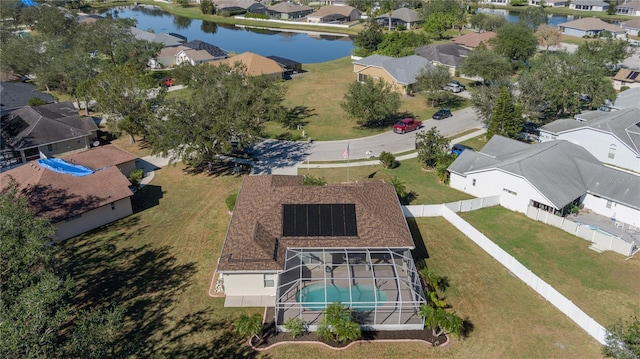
[461,317,475,339]
[132,184,164,213]
[407,217,430,265]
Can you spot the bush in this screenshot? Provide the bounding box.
[283,317,306,338]
[244,12,270,20]
[225,193,238,211]
[379,151,398,169]
[27,97,47,106]
[220,11,231,17]
[620,86,630,92]
[128,168,145,189]
[303,175,326,186]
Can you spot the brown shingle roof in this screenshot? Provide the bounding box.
[64,145,137,169]
[452,31,496,48]
[210,52,284,76]
[559,17,626,32]
[218,175,415,272]
[1,149,133,223]
[308,5,358,17]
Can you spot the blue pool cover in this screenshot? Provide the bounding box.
[37,158,94,177]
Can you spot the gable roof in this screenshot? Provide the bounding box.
[622,18,640,30]
[308,5,358,17]
[354,54,433,85]
[215,0,266,11]
[1,102,98,150]
[452,31,496,48]
[448,136,640,210]
[0,82,56,114]
[129,27,185,47]
[610,87,640,110]
[613,68,640,84]
[211,52,284,76]
[158,45,190,58]
[559,17,626,33]
[617,1,640,11]
[0,151,133,223]
[376,7,421,23]
[64,145,137,169]
[414,43,471,68]
[183,40,228,58]
[572,0,607,6]
[268,2,313,13]
[218,175,414,271]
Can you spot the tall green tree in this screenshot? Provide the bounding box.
[519,6,547,30]
[469,13,507,32]
[147,63,285,168]
[423,11,455,39]
[603,316,640,359]
[89,66,164,143]
[377,30,430,57]
[200,0,215,14]
[340,77,401,126]
[416,127,450,169]
[459,44,511,82]
[353,20,384,55]
[469,79,514,125]
[575,38,633,70]
[535,24,562,51]
[491,23,538,63]
[415,65,452,107]
[486,87,523,140]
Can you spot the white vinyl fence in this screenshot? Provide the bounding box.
[526,206,636,256]
[401,198,608,345]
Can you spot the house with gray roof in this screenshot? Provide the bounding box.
[267,2,314,19]
[353,54,433,94]
[0,82,56,117]
[375,7,421,29]
[558,17,627,38]
[607,87,640,111]
[1,102,98,165]
[214,0,268,14]
[414,43,471,76]
[538,108,640,172]
[569,0,608,12]
[621,18,640,36]
[616,1,640,16]
[448,136,640,228]
[129,27,185,47]
[176,40,229,66]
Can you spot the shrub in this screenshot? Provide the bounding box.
[303,175,326,186]
[379,151,398,169]
[27,97,47,106]
[620,86,630,92]
[244,12,270,20]
[283,317,306,338]
[128,168,145,189]
[225,193,238,211]
[317,303,362,343]
[220,11,231,17]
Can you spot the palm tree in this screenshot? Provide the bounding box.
[381,0,395,31]
[419,267,440,292]
[234,313,263,343]
[441,311,464,338]
[419,304,447,336]
[318,302,362,343]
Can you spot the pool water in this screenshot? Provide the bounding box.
[296,282,387,311]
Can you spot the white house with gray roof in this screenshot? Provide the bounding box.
[569,0,608,12]
[448,136,640,228]
[538,109,640,172]
[353,54,433,94]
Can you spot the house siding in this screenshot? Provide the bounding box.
[582,194,639,227]
[37,136,92,159]
[221,272,278,296]
[353,65,408,93]
[53,197,133,241]
[540,129,640,172]
[450,170,556,213]
[117,160,137,177]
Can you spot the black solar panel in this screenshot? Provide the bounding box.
[282,204,357,237]
[628,71,639,80]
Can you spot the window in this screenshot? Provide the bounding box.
[608,144,616,159]
[111,202,116,210]
[357,73,368,82]
[472,179,476,186]
[264,274,275,288]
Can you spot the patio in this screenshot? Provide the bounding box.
[570,210,640,245]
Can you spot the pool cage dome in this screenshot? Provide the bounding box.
[275,248,426,332]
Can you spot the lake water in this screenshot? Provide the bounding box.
[476,8,619,27]
[101,5,354,64]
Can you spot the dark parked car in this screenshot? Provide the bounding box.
[522,121,540,135]
[432,108,452,120]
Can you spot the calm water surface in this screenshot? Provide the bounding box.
[103,5,354,64]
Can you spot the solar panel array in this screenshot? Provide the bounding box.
[282,204,357,237]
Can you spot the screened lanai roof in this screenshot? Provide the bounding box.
[275,247,426,330]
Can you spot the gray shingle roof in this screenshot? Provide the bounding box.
[448,136,640,210]
[414,43,470,68]
[0,82,56,115]
[610,87,640,110]
[129,27,185,47]
[376,7,421,23]
[183,40,228,58]
[353,55,433,85]
[572,0,607,6]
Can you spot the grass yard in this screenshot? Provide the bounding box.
[458,134,488,152]
[300,157,474,205]
[459,206,640,327]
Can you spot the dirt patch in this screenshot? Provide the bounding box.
[252,307,448,350]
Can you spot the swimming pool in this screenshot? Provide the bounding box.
[295,282,387,311]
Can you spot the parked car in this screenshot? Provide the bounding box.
[160,77,174,87]
[448,80,466,91]
[393,118,422,134]
[432,108,452,120]
[522,121,540,135]
[444,83,463,93]
[451,143,473,156]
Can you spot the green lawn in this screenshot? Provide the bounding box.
[458,134,488,152]
[459,206,640,327]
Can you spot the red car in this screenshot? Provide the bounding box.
[393,118,422,134]
[161,77,174,87]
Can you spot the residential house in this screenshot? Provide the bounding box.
[266,55,302,73]
[1,102,98,164]
[150,45,190,68]
[210,52,284,78]
[353,54,432,95]
[216,175,426,332]
[478,0,509,5]
[129,27,186,47]
[414,43,471,77]
[375,8,422,29]
[448,136,640,228]
[529,0,566,7]
[77,14,104,24]
[607,87,640,110]
[612,68,640,90]
[452,31,496,49]
[0,81,56,117]
[307,5,360,23]
[558,18,628,38]
[177,40,229,66]
[569,0,608,12]
[0,146,135,241]
[616,1,640,16]
[621,18,640,36]
[214,0,268,14]
[65,144,137,177]
[538,108,640,172]
[267,2,314,20]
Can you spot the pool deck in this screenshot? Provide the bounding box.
[570,211,640,244]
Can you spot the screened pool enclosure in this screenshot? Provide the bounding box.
[275,248,426,331]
